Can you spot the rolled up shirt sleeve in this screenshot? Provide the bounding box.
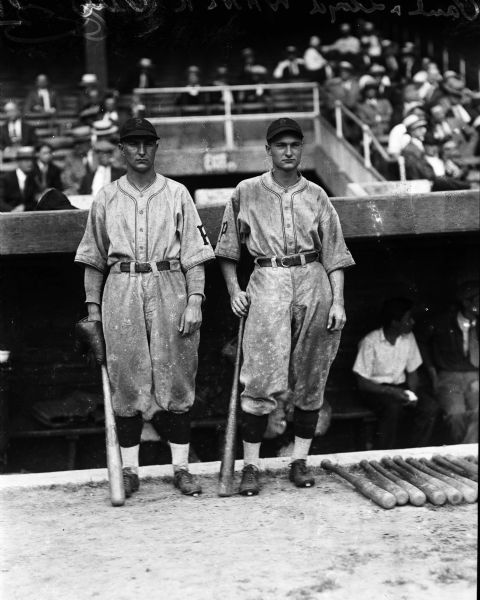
[84,265,105,305]
[406,334,423,373]
[74,192,109,273]
[318,196,355,274]
[185,264,205,300]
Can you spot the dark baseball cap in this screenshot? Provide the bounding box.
[266,118,304,143]
[119,118,159,141]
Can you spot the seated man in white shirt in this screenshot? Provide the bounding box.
[353,297,437,450]
[78,140,125,195]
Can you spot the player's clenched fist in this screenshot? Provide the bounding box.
[231,290,250,318]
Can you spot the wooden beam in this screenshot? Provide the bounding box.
[0,191,478,256]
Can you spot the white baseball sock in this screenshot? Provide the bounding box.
[291,437,313,462]
[120,445,139,474]
[170,442,189,472]
[243,441,261,468]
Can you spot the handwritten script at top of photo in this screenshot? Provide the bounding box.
[1,0,479,25]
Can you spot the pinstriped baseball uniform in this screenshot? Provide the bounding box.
[75,174,215,419]
[215,170,355,416]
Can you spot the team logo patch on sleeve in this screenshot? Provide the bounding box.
[197,224,210,245]
[219,222,228,239]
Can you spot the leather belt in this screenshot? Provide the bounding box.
[119,261,171,273]
[255,251,319,268]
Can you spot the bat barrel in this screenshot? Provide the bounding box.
[369,460,426,506]
[218,317,245,497]
[101,365,125,507]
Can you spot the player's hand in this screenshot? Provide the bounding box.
[327,301,346,331]
[179,295,202,336]
[231,290,250,318]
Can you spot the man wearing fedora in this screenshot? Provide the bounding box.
[75,118,215,498]
[62,126,94,195]
[402,115,469,190]
[79,140,125,195]
[0,101,37,151]
[0,146,38,212]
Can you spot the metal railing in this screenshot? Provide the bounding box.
[334,100,405,181]
[133,82,321,150]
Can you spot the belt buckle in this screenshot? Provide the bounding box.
[271,256,278,269]
[280,256,290,268]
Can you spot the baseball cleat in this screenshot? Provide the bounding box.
[173,469,202,496]
[122,467,140,498]
[239,464,260,496]
[289,459,315,488]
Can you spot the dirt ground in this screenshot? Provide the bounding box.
[0,466,477,600]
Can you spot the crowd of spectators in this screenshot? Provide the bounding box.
[1,20,479,211]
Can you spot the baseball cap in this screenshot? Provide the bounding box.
[266,118,304,143]
[119,118,159,141]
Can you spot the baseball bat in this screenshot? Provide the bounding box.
[369,460,426,506]
[322,460,396,509]
[218,317,245,497]
[433,455,478,482]
[359,460,409,505]
[403,457,462,505]
[409,458,476,504]
[101,364,125,507]
[445,454,478,480]
[381,457,446,506]
[421,458,478,497]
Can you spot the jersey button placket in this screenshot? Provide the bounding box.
[283,194,295,254]
[138,200,147,261]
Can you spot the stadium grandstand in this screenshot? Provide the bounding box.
[0,3,479,473]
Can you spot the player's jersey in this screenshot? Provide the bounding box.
[75,173,214,272]
[215,171,354,274]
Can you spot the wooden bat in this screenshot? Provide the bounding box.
[322,460,396,509]
[422,458,478,495]
[101,364,125,507]
[404,457,462,505]
[409,458,476,504]
[369,460,426,506]
[381,457,446,506]
[218,317,245,497]
[433,455,478,482]
[359,460,409,505]
[445,454,478,480]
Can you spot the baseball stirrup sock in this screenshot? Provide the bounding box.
[166,411,191,444]
[115,412,143,447]
[241,411,269,443]
[293,408,320,439]
[120,445,139,473]
[170,442,189,472]
[243,441,261,468]
[291,437,313,462]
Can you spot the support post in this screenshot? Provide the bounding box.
[223,87,235,150]
[362,125,371,169]
[83,6,108,92]
[335,101,343,138]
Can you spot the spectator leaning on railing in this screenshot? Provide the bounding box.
[355,77,393,139]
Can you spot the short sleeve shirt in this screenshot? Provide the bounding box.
[75,174,215,272]
[352,328,423,385]
[214,171,355,274]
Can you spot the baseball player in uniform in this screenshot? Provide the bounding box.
[74,118,215,497]
[216,118,355,495]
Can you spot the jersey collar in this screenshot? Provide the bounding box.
[263,170,305,193]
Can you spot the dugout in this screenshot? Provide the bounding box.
[0,189,477,473]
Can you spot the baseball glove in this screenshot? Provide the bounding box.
[74,317,106,366]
